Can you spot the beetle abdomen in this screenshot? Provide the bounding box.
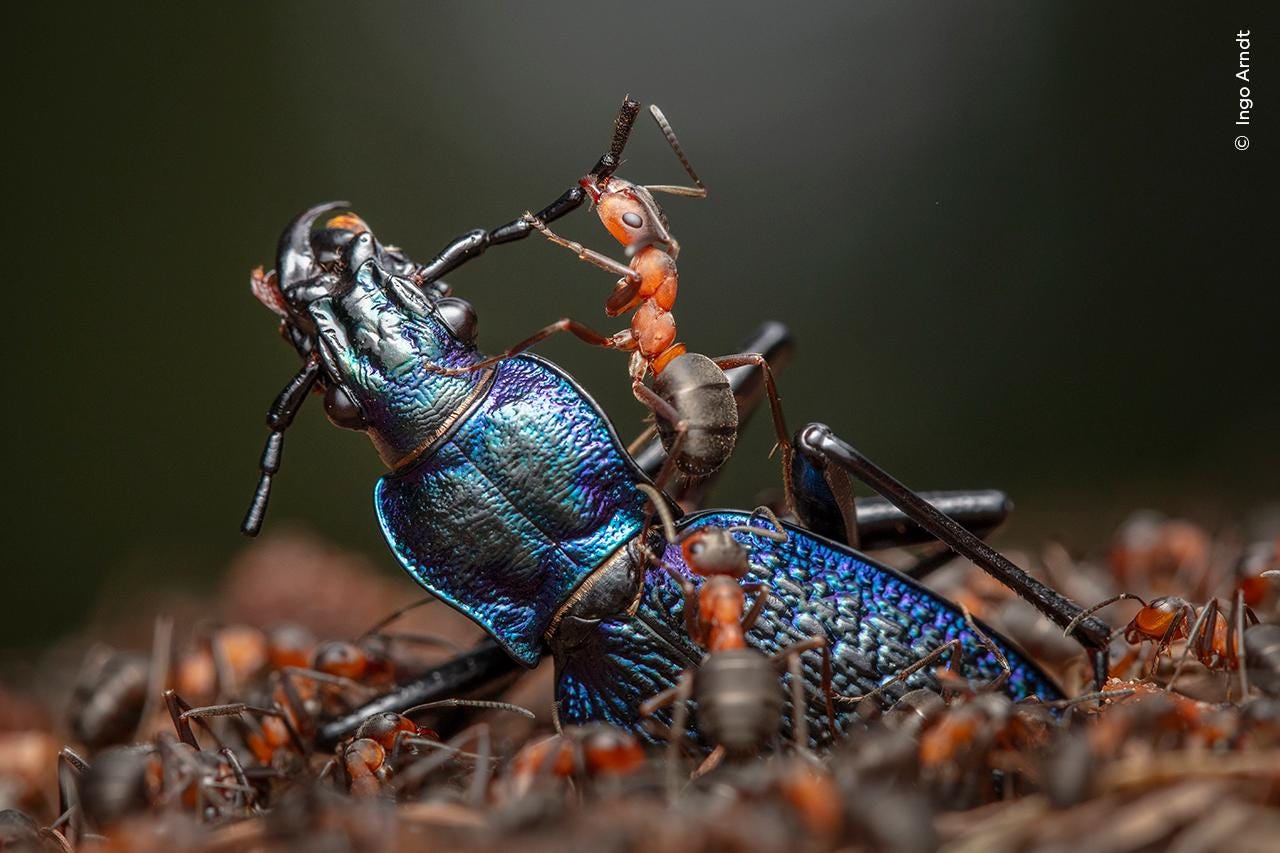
[651,353,737,477]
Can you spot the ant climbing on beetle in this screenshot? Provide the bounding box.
[434,96,791,485]
[635,483,835,779]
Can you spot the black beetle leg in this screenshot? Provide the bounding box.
[313,640,520,750]
[792,422,1112,690]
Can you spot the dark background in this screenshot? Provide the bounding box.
[7,2,1275,651]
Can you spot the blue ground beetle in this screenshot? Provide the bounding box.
[241,103,1111,748]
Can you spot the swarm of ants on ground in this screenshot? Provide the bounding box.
[2,514,1278,853]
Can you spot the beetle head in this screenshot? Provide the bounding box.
[253,203,484,468]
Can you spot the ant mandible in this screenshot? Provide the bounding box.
[439,97,790,485]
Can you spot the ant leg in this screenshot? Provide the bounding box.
[661,564,702,645]
[354,597,437,643]
[794,423,1114,688]
[770,635,834,742]
[961,605,1011,692]
[1231,590,1250,698]
[710,353,791,461]
[664,671,695,800]
[728,507,789,544]
[56,748,87,846]
[389,726,494,805]
[632,381,692,496]
[218,747,256,812]
[832,640,962,709]
[241,351,322,536]
[740,583,772,632]
[633,322,794,504]
[524,213,641,281]
[1169,601,1216,690]
[690,746,725,780]
[1142,605,1192,680]
[164,690,203,749]
[132,616,173,742]
[280,667,378,697]
[786,653,809,751]
[435,317,624,376]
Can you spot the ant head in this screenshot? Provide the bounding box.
[681,528,750,579]
[312,641,369,680]
[581,176,673,256]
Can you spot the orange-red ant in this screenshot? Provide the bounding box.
[635,484,833,782]
[437,97,791,484]
[1064,591,1260,693]
[506,722,646,798]
[332,700,533,802]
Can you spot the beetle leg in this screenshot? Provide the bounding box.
[314,641,519,750]
[793,422,1113,690]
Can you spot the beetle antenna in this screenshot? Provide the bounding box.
[646,105,707,198]
[241,353,322,536]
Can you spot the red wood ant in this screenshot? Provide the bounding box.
[437,97,791,484]
[635,484,833,778]
[506,722,647,798]
[1064,591,1260,694]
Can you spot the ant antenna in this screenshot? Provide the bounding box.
[646,105,708,198]
[589,96,642,186]
[241,352,322,536]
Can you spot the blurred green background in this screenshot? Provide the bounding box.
[7,2,1274,651]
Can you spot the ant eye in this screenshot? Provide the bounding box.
[689,541,705,556]
[622,212,643,228]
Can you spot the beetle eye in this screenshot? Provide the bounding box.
[324,385,367,431]
[622,212,643,228]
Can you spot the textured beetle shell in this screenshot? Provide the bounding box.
[375,354,651,666]
[553,511,1062,746]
